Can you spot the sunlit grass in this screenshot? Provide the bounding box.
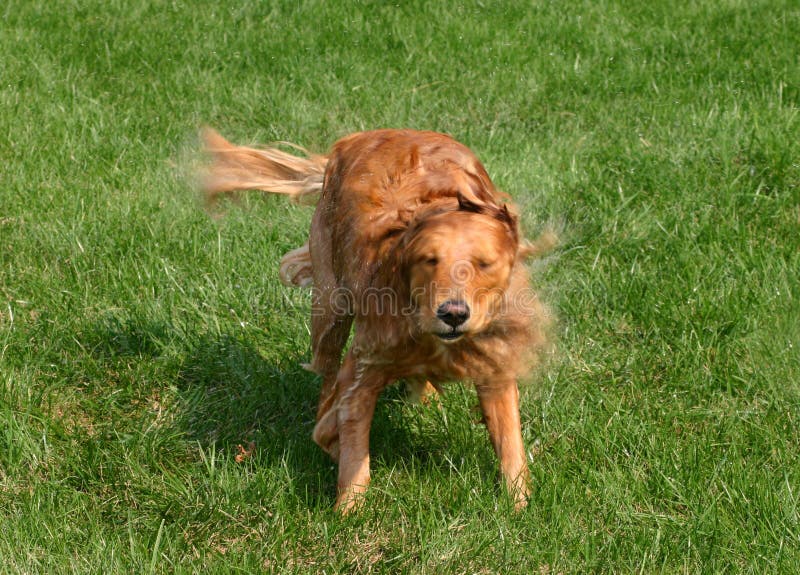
[1,0,799,572]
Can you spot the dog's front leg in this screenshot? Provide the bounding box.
[333,367,385,514]
[476,381,531,510]
[313,351,357,461]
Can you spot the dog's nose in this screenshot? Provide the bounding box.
[436,300,470,328]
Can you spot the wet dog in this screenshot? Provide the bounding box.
[203,128,550,512]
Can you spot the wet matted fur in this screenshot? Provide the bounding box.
[202,128,551,512]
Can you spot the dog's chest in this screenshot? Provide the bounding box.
[361,337,500,384]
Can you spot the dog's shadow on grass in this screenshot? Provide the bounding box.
[173,334,468,505]
[88,315,481,510]
[172,332,339,508]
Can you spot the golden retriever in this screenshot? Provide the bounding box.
[202,128,549,512]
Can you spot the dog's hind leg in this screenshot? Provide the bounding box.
[309,282,353,419]
[279,243,313,287]
[307,207,354,433]
[405,380,440,405]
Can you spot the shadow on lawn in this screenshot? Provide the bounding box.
[173,333,467,506]
[173,332,339,507]
[86,315,465,509]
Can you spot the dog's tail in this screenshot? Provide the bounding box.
[201,128,325,287]
[201,128,328,206]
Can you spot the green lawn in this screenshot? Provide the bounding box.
[2,0,799,572]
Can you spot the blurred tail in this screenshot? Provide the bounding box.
[201,128,327,205]
[201,128,325,287]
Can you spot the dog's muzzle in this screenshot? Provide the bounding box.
[435,300,470,341]
[436,299,470,328]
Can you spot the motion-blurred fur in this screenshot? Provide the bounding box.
[203,128,550,512]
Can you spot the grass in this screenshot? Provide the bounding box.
[1,0,799,572]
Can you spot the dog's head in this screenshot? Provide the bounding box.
[402,194,520,343]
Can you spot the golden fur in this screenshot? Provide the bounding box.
[202,128,549,512]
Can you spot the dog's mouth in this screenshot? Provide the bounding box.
[435,330,464,342]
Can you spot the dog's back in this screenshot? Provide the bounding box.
[317,130,510,289]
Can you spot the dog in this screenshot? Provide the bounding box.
[202,128,550,512]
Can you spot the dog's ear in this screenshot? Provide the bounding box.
[456,191,485,214]
[497,203,516,227]
[497,203,520,246]
[456,191,514,221]
[457,192,519,243]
